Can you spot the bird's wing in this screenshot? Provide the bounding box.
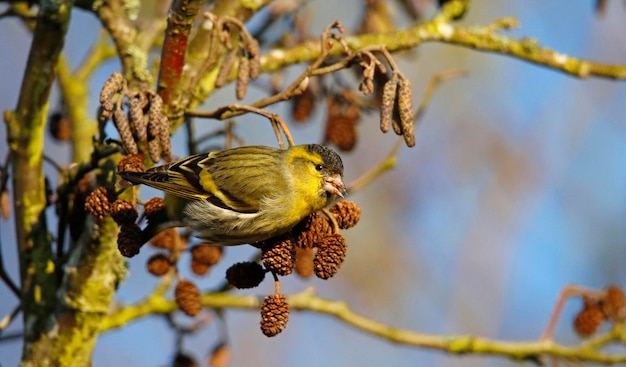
[118,154,211,201]
[118,147,286,213]
[196,146,287,213]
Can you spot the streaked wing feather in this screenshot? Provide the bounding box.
[198,146,287,213]
[119,146,286,213]
[118,170,208,200]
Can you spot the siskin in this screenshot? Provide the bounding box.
[119,144,346,246]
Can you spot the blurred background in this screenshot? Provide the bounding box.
[1,1,626,366]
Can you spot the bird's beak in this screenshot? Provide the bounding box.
[323,174,346,198]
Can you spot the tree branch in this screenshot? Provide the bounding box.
[258,16,626,81]
[101,286,626,364]
[94,0,151,85]
[2,0,73,361]
[156,0,202,112]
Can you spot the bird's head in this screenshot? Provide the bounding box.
[305,144,346,198]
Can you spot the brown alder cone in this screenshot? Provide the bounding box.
[294,247,314,278]
[190,259,210,276]
[225,262,266,289]
[314,233,347,279]
[207,342,230,367]
[329,200,361,229]
[175,279,202,317]
[110,199,138,225]
[190,244,222,266]
[291,85,316,123]
[601,285,626,321]
[117,154,145,173]
[149,228,184,251]
[260,294,289,337]
[48,112,72,141]
[143,197,165,219]
[324,96,359,152]
[146,253,172,276]
[117,223,143,258]
[261,235,295,276]
[173,353,198,367]
[573,300,605,338]
[84,187,115,220]
[292,211,331,249]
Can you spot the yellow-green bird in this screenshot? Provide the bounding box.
[119,144,345,246]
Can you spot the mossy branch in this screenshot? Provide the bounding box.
[171,0,626,134]
[94,0,150,84]
[258,15,626,81]
[101,286,626,364]
[2,0,73,362]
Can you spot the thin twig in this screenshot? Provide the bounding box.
[414,68,468,123]
[255,8,626,81]
[185,21,349,121]
[0,227,20,297]
[43,155,64,173]
[0,153,10,193]
[0,330,24,342]
[191,105,295,148]
[348,138,403,193]
[0,305,22,333]
[270,118,286,149]
[321,208,339,234]
[541,285,606,341]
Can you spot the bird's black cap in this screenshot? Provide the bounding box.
[307,144,344,176]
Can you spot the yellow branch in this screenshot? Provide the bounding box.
[101,287,626,364]
[252,0,626,81]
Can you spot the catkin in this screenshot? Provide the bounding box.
[380,77,398,133]
[113,109,138,154]
[246,39,261,79]
[99,72,124,112]
[215,48,238,88]
[397,77,415,147]
[128,95,146,143]
[236,56,250,100]
[159,115,172,162]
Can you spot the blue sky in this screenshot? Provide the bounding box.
[1,1,626,366]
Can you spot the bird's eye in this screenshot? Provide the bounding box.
[315,164,324,171]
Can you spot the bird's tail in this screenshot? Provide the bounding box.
[117,170,169,189]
